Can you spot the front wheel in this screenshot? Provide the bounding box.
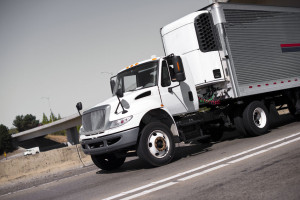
[91,153,126,171]
[137,122,175,166]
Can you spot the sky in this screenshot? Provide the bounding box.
[1,0,299,128]
[0,0,213,128]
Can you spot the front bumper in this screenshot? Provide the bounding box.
[80,127,139,155]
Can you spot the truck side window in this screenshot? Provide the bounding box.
[124,75,137,92]
[161,60,171,87]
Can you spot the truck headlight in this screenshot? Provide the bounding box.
[110,115,133,129]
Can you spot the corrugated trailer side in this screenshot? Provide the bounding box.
[221,4,300,97]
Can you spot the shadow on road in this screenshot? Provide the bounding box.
[96,143,214,174]
[96,112,297,174]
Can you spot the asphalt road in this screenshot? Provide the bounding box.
[1,114,300,200]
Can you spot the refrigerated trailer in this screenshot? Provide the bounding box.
[161,3,300,98]
[160,2,300,136]
[77,2,300,170]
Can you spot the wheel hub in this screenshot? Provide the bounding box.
[253,107,267,128]
[155,137,167,151]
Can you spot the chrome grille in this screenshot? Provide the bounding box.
[82,108,106,132]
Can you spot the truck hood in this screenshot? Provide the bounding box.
[90,86,162,121]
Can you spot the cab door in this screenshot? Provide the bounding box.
[158,59,197,115]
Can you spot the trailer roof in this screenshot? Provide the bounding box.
[227,0,300,8]
[220,3,300,13]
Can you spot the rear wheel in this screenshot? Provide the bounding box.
[91,153,126,171]
[234,101,270,137]
[243,101,270,136]
[137,122,175,166]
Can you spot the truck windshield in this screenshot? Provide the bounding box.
[113,61,158,95]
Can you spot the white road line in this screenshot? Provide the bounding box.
[102,183,157,200]
[228,136,300,164]
[103,132,300,200]
[120,182,178,200]
[228,149,270,164]
[178,164,229,181]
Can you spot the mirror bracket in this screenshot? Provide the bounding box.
[115,89,127,114]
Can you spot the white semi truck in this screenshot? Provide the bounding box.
[76,2,300,170]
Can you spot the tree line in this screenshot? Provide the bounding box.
[0,112,64,155]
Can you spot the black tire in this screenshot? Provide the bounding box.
[242,101,270,136]
[284,89,300,120]
[91,153,126,171]
[234,106,248,137]
[137,122,175,167]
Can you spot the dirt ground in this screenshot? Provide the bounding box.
[45,135,67,143]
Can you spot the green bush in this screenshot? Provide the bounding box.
[0,124,14,154]
[13,114,39,132]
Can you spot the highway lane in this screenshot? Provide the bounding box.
[1,114,300,200]
[125,134,300,200]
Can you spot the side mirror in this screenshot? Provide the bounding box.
[76,102,82,111]
[116,88,124,98]
[110,80,116,93]
[172,56,186,82]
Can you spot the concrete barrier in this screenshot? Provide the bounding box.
[0,146,92,185]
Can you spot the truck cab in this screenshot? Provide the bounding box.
[78,55,206,170]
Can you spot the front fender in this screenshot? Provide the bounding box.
[139,107,180,137]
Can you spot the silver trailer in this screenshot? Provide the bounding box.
[161,2,300,137]
[162,3,300,98]
[218,3,300,97]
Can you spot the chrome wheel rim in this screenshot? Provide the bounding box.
[253,107,267,128]
[147,130,170,158]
